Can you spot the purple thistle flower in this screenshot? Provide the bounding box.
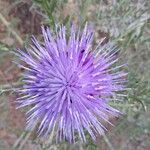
[15,24,127,143]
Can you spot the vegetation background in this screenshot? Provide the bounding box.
[0,0,149,149]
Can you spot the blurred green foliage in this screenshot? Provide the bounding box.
[32,0,70,28]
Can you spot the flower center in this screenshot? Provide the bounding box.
[64,71,79,89]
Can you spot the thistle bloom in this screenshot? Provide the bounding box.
[16,24,126,143]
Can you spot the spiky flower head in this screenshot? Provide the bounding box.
[16,24,126,143]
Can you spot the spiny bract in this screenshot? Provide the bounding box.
[16,24,127,143]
